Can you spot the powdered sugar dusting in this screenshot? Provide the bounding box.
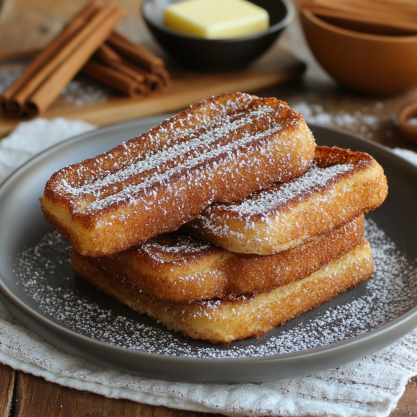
[84,120,282,213]
[14,218,417,358]
[215,161,354,216]
[48,94,314,221]
[141,234,212,258]
[57,95,289,213]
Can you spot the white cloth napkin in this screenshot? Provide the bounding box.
[0,118,416,417]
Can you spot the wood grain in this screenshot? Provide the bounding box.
[0,364,14,417]
[0,0,150,53]
[13,371,224,417]
[390,377,417,417]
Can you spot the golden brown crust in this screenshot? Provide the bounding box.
[71,239,373,344]
[185,146,388,254]
[79,215,364,303]
[40,93,315,257]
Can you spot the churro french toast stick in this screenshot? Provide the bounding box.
[82,215,364,303]
[40,93,315,257]
[71,239,373,344]
[185,146,388,255]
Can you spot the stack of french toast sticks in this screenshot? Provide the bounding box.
[40,93,388,344]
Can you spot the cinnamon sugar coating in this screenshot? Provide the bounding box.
[82,215,364,303]
[40,93,315,257]
[71,239,373,344]
[185,146,388,254]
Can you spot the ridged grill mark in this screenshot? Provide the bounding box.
[83,121,285,213]
[57,94,255,187]
[199,161,356,232]
[58,100,289,213]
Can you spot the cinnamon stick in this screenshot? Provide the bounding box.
[106,31,165,73]
[82,61,147,97]
[120,60,166,93]
[26,3,125,116]
[93,45,146,83]
[1,1,171,115]
[111,61,147,84]
[0,48,41,63]
[87,42,171,96]
[1,1,125,117]
[93,43,120,65]
[1,0,101,116]
[155,68,172,90]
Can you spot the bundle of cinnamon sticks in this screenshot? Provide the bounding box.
[84,32,171,98]
[300,0,417,36]
[0,0,171,118]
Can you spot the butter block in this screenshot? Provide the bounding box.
[164,0,269,39]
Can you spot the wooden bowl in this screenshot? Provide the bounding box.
[142,0,294,71]
[300,10,417,95]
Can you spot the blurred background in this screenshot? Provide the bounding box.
[0,0,416,151]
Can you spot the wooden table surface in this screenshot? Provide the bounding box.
[1,0,417,416]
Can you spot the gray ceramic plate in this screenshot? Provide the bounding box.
[0,117,417,383]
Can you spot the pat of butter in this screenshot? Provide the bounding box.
[164,0,269,39]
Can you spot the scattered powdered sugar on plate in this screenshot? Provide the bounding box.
[14,218,417,358]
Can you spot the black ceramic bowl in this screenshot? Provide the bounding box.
[142,0,294,71]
